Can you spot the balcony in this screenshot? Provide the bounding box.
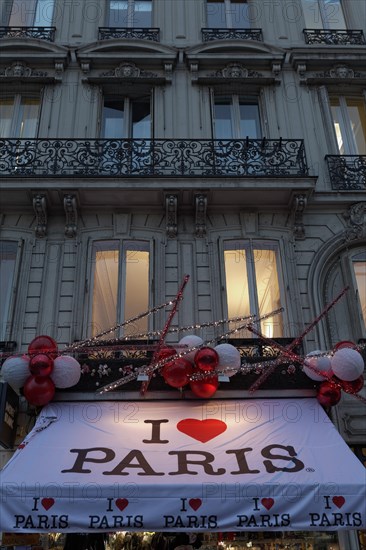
[0,138,308,178]
[202,28,263,42]
[98,27,160,41]
[326,155,366,190]
[0,26,56,41]
[303,29,366,45]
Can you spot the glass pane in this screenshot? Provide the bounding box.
[34,0,55,26]
[352,253,366,327]
[91,242,119,337]
[109,0,129,26]
[322,0,346,29]
[253,248,283,337]
[330,98,346,154]
[9,0,37,26]
[301,0,323,29]
[214,99,233,138]
[224,247,250,332]
[132,99,151,138]
[17,98,40,138]
[134,0,152,26]
[124,244,149,336]
[347,99,366,155]
[239,102,261,138]
[102,99,125,138]
[0,241,17,339]
[231,0,250,29]
[0,99,15,138]
[207,0,226,27]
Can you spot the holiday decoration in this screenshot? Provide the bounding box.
[162,358,193,388]
[214,343,241,377]
[1,355,30,389]
[303,351,332,381]
[28,335,58,358]
[51,356,81,388]
[194,347,219,372]
[316,380,342,407]
[23,375,55,407]
[334,340,356,350]
[339,375,364,395]
[331,348,364,381]
[190,374,219,398]
[29,353,54,377]
[179,334,204,361]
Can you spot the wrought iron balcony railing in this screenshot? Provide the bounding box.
[0,26,56,41]
[0,138,308,178]
[98,27,160,41]
[326,155,366,190]
[303,29,366,45]
[202,28,263,42]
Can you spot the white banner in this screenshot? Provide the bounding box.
[0,398,365,532]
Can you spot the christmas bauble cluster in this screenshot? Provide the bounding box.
[303,341,364,407]
[1,335,81,407]
[159,335,241,398]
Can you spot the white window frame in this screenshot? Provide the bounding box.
[330,95,366,155]
[302,0,346,30]
[211,93,262,139]
[0,240,23,341]
[108,0,152,28]
[0,94,41,138]
[350,251,366,334]
[101,95,152,139]
[206,0,249,29]
[8,0,55,26]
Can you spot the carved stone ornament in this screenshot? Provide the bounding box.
[314,65,364,79]
[213,63,262,79]
[292,194,307,240]
[32,194,47,238]
[1,61,47,78]
[342,202,366,241]
[195,194,207,237]
[63,194,78,238]
[100,62,158,79]
[165,194,178,238]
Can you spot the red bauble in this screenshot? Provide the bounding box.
[156,347,177,363]
[190,375,219,398]
[28,335,58,359]
[194,347,219,372]
[316,381,341,407]
[333,340,355,351]
[340,375,364,394]
[29,354,54,377]
[162,358,193,388]
[23,375,55,406]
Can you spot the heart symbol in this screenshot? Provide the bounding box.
[261,498,274,511]
[41,498,55,511]
[332,496,345,509]
[116,498,129,511]
[189,498,202,511]
[177,419,227,443]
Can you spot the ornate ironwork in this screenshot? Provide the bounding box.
[202,28,263,42]
[304,29,366,45]
[0,26,56,41]
[0,138,308,178]
[98,27,160,41]
[326,155,366,190]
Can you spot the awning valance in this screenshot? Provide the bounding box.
[0,398,365,532]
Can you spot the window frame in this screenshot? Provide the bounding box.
[329,95,366,155]
[0,240,23,341]
[107,0,153,28]
[0,94,41,139]
[301,0,347,30]
[211,92,262,139]
[7,0,56,27]
[206,0,250,29]
[101,94,152,139]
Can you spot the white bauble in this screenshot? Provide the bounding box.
[303,350,332,381]
[51,356,81,388]
[331,348,364,381]
[214,343,241,377]
[1,355,30,389]
[178,335,204,361]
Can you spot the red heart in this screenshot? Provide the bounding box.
[177,419,227,443]
[116,498,129,511]
[261,498,274,511]
[41,498,54,511]
[189,498,202,511]
[333,496,345,509]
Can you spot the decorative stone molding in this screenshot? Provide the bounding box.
[343,413,366,437]
[212,63,262,79]
[164,63,173,82]
[190,62,199,82]
[297,63,307,83]
[342,202,366,241]
[32,194,47,238]
[0,61,47,78]
[195,194,207,237]
[271,62,282,78]
[63,194,78,238]
[292,194,307,240]
[101,62,157,79]
[165,194,178,238]
[80,61,90,74]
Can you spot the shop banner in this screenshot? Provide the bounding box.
[0,398,365,532]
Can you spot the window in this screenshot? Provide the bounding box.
[223,242,284,338]
[213,96,261,139]
[0,242,18,340]
[90,241,150,337]
[7,0,55,26]
[301,0,346,30]
[102,97,151,138]
[0,96,40,138]
[352,252,366,329]
[108,0,152,27]
[330,97,366,154]
[207,0,250,29]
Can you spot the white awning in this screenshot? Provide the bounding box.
[0,398,365,533]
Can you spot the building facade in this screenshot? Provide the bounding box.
[0,0,365,548]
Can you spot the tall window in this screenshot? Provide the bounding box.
[108,0,152,27]
[207,0,250,28]
[330,97,366,154]
[91,241,150,337]
[224,242,284,338]
[301,0,346,29]
[7,0,55,26]
[0,242,18,340]
[0,96,40,138]
[102,97,151,138]
[213,96,261,139]
[352,252,366,329]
